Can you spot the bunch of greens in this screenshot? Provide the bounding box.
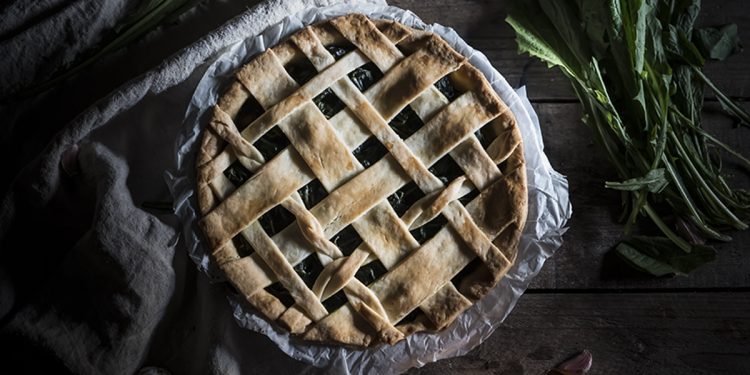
[22,0,206,96]
[507,0,750,276]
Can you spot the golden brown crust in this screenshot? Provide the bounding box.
[195,14,527,347]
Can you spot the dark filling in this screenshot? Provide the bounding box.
[226,283,240,295]
[451,257,484,290]
[253,126,290,161]
[285,58,318,85]
[410,214,448,244]
[322,290,348,313]
[258,205,294,237]
[286,55,350,120]
[298,179,329,209]
[458,189,480,206]
[354,260,388,286]
[352,137,388,167]
[387,181,426,217]
[332,225,363,256]
[475,123,496,150]
[434,75,458,101]
[395,44,412,56]
[395,309,423,326]
[474,130,489,149]
[326,44,355,60]
[388,106,424,139]
[348,62,383,92]
[265,282,295,307]
[498,159,508,174]
[223,160,253,186]
[294,254,325,287]
[429,155,464,184]
[263,255,328,308]
[234,94,265,130]
[231,234,255,257]
[313,88,346,119]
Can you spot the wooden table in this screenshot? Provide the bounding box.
[391,1,750,374]
[5,1,748,373]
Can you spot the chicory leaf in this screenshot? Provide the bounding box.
[506,16,567,70]
[615,236,717,276]
[665,25,706,67]
[540,0,592,68]
[670,0,701,34]
[672,65,704,123]
[508,0,750,277]
[694,24,743,61]
[606,168,669,193]
[578,0,610,58]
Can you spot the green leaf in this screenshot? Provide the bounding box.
[665,25,706,66]
[578,0,610,58]
[507,0,749,277]
[614,236,716,276]
[672,65,704,123]
[606,168,669,193]
[694,67,750,127]
[670,0,701,34]
[539,0,591,68]
[506,15,567,70]
[645,10,666,63]
[631,0,651,73]
[694,24,743,61]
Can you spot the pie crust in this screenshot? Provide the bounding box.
[195,14,527,347]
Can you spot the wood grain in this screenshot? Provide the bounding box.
[409,292,750,374]
[528,102,750,289]
[389,0,750,101]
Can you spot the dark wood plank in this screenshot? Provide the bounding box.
[389,0,750,101]
[529,102,750,289]
[409,292,750,374]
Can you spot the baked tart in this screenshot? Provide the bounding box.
[196,14,527,347]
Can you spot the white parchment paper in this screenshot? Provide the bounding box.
[168,3,572,374]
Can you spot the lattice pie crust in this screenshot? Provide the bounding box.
[196,14,527,347]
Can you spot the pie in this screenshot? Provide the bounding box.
[195,13,527,347]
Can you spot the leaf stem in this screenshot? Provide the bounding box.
[693,67,750,127]
[642,203,692,252]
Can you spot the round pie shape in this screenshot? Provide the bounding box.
[195,14,527,347]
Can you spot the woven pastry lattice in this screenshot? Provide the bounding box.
[196,14,527,347]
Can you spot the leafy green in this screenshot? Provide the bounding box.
[505,14,569,72]
[606,168,669,193]
[615,236,716,276]
[694,24,743,61]
[507,0,750,276]
[670,0,700,34]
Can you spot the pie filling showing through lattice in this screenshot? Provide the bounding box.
[196,14,528,347]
